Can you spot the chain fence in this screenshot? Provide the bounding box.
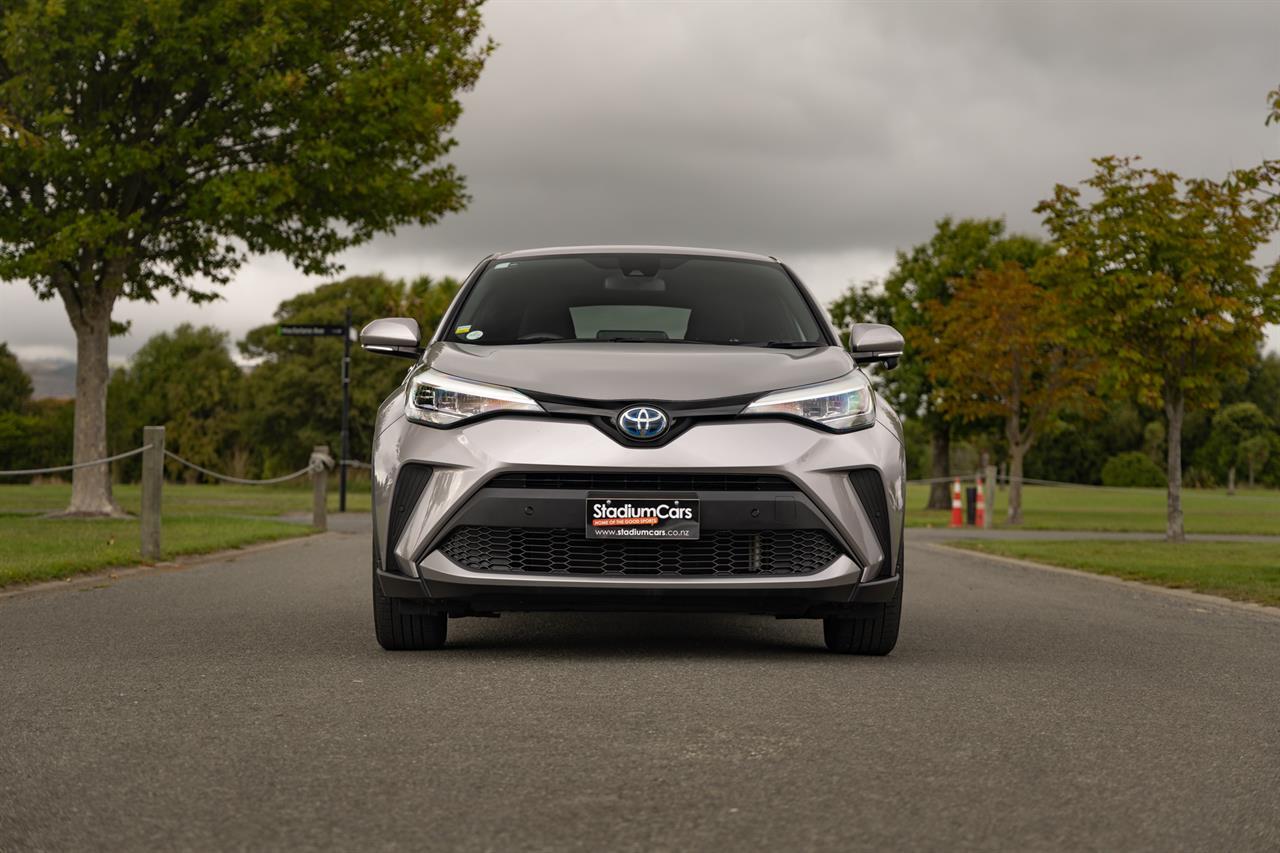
[906,473,1132,490]
[0,448,369,480]
[162,450,321,485]
[0,428,375,560]
[0,445,152,478]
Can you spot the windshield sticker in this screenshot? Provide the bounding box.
[454,325,472,335]
[465,329,484,341]
[494,262,514,269]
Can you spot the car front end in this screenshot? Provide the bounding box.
[364,246,907,653]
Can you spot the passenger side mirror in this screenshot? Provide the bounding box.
[360,317,423,360]
[847,323,903,369]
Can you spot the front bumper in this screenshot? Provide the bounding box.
[376,568,900,616]
[371,414,905,605]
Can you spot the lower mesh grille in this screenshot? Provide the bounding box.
[438,527,840,577]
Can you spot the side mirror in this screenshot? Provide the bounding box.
[848,323,904,369]
[360,317,422,360]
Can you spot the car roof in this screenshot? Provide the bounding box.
[492,245,779,263]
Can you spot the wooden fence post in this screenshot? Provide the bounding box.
[141,425,165,560]
[312,444,329,531]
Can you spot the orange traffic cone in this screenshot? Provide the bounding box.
[949,477,963,527]
[975,476,986,528]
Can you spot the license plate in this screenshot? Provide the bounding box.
[585,495,700,540]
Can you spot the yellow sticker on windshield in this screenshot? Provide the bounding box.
[454,325,472,335]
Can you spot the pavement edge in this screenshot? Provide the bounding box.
[920,540,1280,620]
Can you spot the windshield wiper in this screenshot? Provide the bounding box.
[597,337,705,344]
[746,340,827,349]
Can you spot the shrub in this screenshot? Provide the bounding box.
[1101,451,1166,488]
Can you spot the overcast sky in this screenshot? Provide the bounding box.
[3,0,1279,364]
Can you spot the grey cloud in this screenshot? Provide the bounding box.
[2,0,1278,362]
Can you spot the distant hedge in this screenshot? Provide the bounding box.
[1101,451,1166,488]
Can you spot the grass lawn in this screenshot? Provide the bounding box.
[906,484,1280,535]
[0,481,370,588]
[948,539,1280,607]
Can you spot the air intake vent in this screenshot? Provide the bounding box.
[486,472,798,491]
[848,468,892,574]
[384,464,432,574]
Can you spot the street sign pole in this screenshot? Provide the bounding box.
[277,321,353,513]
[340,307,351,513]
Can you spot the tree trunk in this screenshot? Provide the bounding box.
[1005,406,1027,526]
[1164,392,1185,543]
[1007,445,1025,525]
[63,293,123,516]
[926,427,950,510]
[1227,466,1235,496]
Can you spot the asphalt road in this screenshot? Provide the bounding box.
[1,517,1277,852]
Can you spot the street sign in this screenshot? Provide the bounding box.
[278,324,347,337]
[278,317,356,511]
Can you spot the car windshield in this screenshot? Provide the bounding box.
[446,253,828,347]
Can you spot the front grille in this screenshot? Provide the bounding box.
[486,472,799,492]
[438,526,840,577]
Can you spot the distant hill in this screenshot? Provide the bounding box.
[20,358,76,399]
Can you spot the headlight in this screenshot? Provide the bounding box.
[404,368,542,426]
[742,372,876,431]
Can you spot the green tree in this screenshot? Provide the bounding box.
[916,262,1099,523]
[1023,399,1147,485]
[1036,157,1280,540]
[0,342,32,414]
[829,218,1049,509]
[239,274,459,474]
[1239,435,1271,488]
[1100,451,1166,488]
[1237,351,1280,425]
[1210,402,1272,493]
[0,1,491,515]
[0,399,74,481]
[107,325,244,482]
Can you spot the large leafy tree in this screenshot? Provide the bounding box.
[0,341,32,414]
[1036,156,1280,541]
[239,274,459,475]
[0,0,491,515]
[829,218,1048,508]
[916,262,1099,524]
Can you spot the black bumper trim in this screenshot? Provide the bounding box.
[850,574,898,603]
[377,569,897,617]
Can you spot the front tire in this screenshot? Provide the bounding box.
[823,550,903,656]
[373,562,447,651]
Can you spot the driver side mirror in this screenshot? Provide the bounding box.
[360,317,423,360]
[847,323,904,369]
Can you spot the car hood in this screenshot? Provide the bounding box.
[422,342,854,402]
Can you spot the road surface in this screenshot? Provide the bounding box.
[1,516,1276,851]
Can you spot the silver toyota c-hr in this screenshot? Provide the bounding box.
[361,246,907,654]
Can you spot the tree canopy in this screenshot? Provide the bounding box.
[238,273,460,474]
[107,324,244,481]
[1036,156,1280,539]
[0,342,32,414]
[0,0,492,513]
[828,217,1049,508]
[916,261,1099,523]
